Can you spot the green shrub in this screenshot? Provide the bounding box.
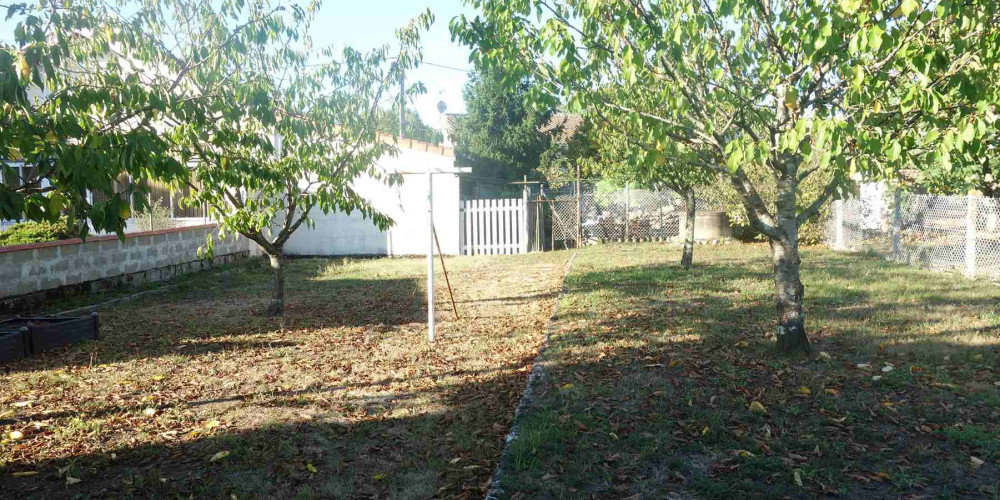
[0,217,75,246]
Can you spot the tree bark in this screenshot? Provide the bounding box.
[770,237,809,353]
[771,170,810,354]
[681,188,695,269]
[266,252,285,317]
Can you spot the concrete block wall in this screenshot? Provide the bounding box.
[0,224,249,306]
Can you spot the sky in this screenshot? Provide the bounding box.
[1,0,476,130]
[310,0,476,129]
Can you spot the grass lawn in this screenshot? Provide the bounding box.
[0,251,569,499]
[499,243,1000,499]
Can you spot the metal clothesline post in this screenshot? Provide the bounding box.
[397,166,470,344]
[427,170,435,342]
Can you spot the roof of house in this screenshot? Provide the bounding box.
[540,113,584,143]
[377,133,454,157]
[441,112,584,144]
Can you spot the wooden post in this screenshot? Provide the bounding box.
[432,225,459,320]
[521,176,529,253]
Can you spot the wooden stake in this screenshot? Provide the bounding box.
[432,225,460,320]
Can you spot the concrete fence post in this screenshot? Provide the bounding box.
[965,194,977,278]
[834,199,845,250]
[624,182,631,242]
[891,189,902,259]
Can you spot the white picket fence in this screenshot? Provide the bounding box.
[462,198,527,255]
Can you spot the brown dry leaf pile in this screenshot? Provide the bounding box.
[0,251,570,499]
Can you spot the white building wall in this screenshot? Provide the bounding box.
[284,147,463,256]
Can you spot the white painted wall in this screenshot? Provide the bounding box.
[284,147,463,256]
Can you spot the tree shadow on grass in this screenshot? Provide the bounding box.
[563,249,999,357]
[492,251,999,499]
[0,357,538,500]
[0,260,425,375]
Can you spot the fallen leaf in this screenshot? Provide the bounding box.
[872,376,882,381]
[749,401,767,414]
[881,365,894,373]
[798,386,812,396]
[305,462,317,473]
[151,375,165,381]
[973,353,984,361]
[701,425,710,436]
[971,456,985,468]
[793,469,803,487]
[449,457,462,464]
[825,388,840,396]
[373,473,388,481]
[205,420,222,430]
[11,471,37,477]
[209,451,230,462]
[66,476,81,485]
[9,431,23,441]
[560,383,574,390]
[817,351,832,361]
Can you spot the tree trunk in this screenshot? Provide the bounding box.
[770,238,809,353]
[266,252,285,317]
[681,188,695,269]
[771,172,810,354]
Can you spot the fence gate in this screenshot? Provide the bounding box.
[462,198,528,255]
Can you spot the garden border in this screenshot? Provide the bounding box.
[484,250,578,500]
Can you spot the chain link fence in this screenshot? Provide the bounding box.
[520,181,726,249]
[825,189,1000,279]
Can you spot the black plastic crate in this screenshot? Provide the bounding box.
[0,313,99,357]
[0,329,29,362]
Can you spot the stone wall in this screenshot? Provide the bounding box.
[0,224,249,311]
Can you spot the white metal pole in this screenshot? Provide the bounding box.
[427,171,435,342]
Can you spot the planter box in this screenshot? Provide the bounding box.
[0,313,99,357]
[0,329,29,362]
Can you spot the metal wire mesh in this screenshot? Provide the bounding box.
[537,182,726,247]
[825,190,1000,279]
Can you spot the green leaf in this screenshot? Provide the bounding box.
[888,142,901,161]
[852,66,865,88]
[868,25,885,51]
[900,0,919,16]
[839,0,862,14]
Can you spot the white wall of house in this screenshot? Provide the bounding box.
[284,146,463,256]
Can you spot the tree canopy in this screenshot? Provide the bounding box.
[2,0,189,235]
[378,105,445,145]
[452,70,553,180]
[452,0,1000,353]
[4,0,431,315]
